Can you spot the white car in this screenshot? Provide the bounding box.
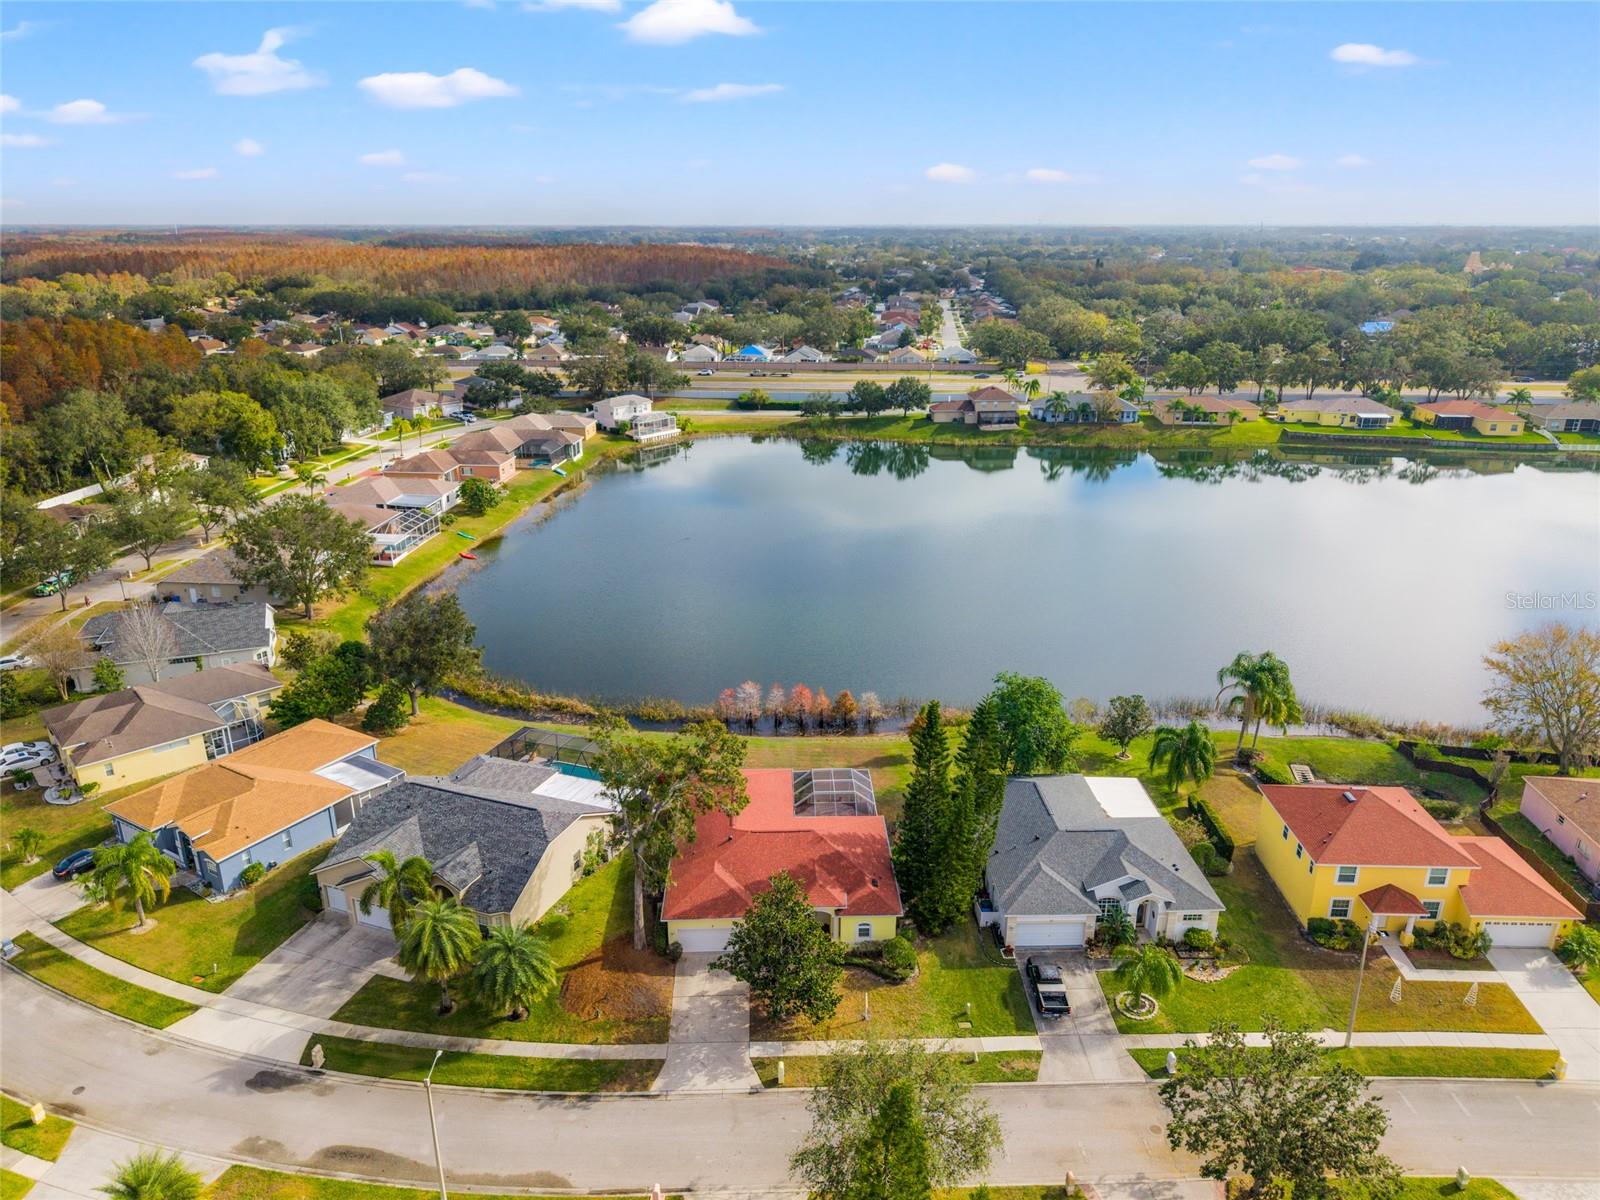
[0,743,57,772]
[0,654,34,672]
[696,369,714,376]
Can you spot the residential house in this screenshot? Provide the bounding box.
[835,347,879,363]
[729,344,773,363]
[682,300,720,316]
[385,449,465,483]
[1359,320,1396,335]
[545,412,597,440]
[591,393,655,432]
[524,344,569,365]
[1413,400,1525,436]
[190,336,227,355]
[106,719,403,893]
[780,345,828,364]
[929,386,1021,428]
[1529,402,1600,435]
[984,775,1225,949]
[380,389,442,422]
[355,328,389,347]
[885,345,929,365]
[1276,395,1400,429]
[444,448,518,485]
[461,343,518,362]
[313,771,610,932]
[1152,396,1261,425]
[1257,784,1580,948]
[1030,393,1139,425]
[628,411,679,444]
[450,414,583,465]
[41,663,282,791]
[935,346,978,364]
[337,473,461,517]
[663,768,902,952]
[283,343,324,358]
[689,333,723,349]
[155,549,280,607]
[1518,776,1600,885]
[74,602,277,692]
[327,501,440,567]
[677,344,721,364]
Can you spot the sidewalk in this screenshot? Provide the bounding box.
[7,1126,227,1200]
[1120,1030,1559,1050]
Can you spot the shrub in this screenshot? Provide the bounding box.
[1253,759,1293,785]
[1187,796,1235,863]
[539,912,569,940]
[239,862,267,888]
[880,934,917,980]
[362,682,410,734]
[1182,927,1215,953]
[667,940,683,963]
[1413,741,1440,761]
[92,657,126,693]
[458,477,501,517]
[281,628,337,672]
[1190,842,1229,876]
[1306,917,1360,951]
[297,875,322,912]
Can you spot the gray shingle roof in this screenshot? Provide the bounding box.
[81,603,273,663]
[447,755,560,793]
[987,776,1223,918]
[319,779,596,916]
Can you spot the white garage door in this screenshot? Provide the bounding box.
[1481,921,1555,948]
[674,926,733,953]
[358,901,391,930]
[1010,919,1086,949]
[324,886,348,914]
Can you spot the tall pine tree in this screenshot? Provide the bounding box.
[843,1081,932,1200]
[935,700,1006,930]
[894,701,951,934]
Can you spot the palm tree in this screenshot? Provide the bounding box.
[90,832,175,928]
[1045,389,1072,420]
[359,850,436,933]
[471,923,558,1020]
[1001,367,1023,394]
[99,1151,202,1200]
[1250,683,1304,751]
[1020,375,1043,408]
[1112,942,1183,1009]
[1098,903,1137,948]
[1149,721,1217,799]
[12,827,45,864]
[1216,651,1295,761]
[399,897,483,1015]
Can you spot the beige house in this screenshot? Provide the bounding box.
[155,549,278,607]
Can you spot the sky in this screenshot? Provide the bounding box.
[1,0,1597,227]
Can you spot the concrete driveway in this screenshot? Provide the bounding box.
[8,869,92,925]
[1020,954,1145,1083]
[224,917,400,1017]
[1488,947,1600,1081]
[653,952,760,1093]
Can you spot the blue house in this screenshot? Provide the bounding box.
[105,719,404,892]
[1029,393,1140,425]
[730,344,773,362]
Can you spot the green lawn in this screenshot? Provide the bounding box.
[1127,1046,1558,1080]
[1484,768,1600,896]
[1099,852,1539,1036]
[1,1094,73,1161]
[1277,420,1549,446]
[55,845,328,992]
[332,853,672,1044]
[1,1170,34,1200]
[364,696,524,776]
[204,1167,667,1200]
[5,932,197,1028]
[753,1050,1040,1087]
[0,770,189,891]
[300,1035,660,1092]
[754,918,1033,1041]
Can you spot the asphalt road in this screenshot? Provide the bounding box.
[4,975,1597,1191]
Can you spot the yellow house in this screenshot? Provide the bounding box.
[1413,400,1526,436]
[40,664,282,791]
[1256,784,1579,949]
[662,768,902,953]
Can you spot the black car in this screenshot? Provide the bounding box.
[1025,957,1071,1018]
[52,848,96,880]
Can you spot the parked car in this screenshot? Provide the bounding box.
[457,412,478,423]
[32,572,73,597]
[0,654,34,672]
[1025,957,1071,1018]
[52,848,97,881]
[697,369,714,376]
[974,372,991,379]
[0,742,57,772]
[1513,375,1536,383]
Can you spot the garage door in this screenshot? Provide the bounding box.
[324,886,348,914]
[358,901,391,930]
[1010,919,1086,949]
[674,925,734,953]
[1481,921,1555,948]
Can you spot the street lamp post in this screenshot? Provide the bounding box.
[1344,918,1378,1049]
[424,1048,448,1200]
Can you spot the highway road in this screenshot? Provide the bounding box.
[4,975,1597,1192]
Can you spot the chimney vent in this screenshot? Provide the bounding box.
[1341,790,1358,804]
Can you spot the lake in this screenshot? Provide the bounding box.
[449,437,1600,726]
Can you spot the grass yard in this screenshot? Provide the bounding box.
[753,918,1033,1041]
[1,1094,73,1161]
[364,696,523,776]
[753,1050,1040,1087]
[1,1171,33,1200]
[1484,771,1600,896]
[5,932,197,1027]
[1099,852,1539,1036]
[1127,1046,1558,1080]
[204,1167,669,1200]
[299,1035,660,1092]
[0,772,184,892]
[332,853,672,1044]
[54,845,328,992]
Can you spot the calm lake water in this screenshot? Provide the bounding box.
[449,438,1600,725]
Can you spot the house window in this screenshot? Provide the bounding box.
[1295,843,1304,859]
[242,848,253,865]
[105,764,115,777]
[1181,913,1203,922]
[1281,824,1289,840]
[1330,899,1352,919]
[1426,868,1449,887]
[1096,897,1123,917]
[856,922,872,940]
[1557,815,1566,825]
[1422,901,1442,920]
[282,828,293,849]
[1336,866,1358,884]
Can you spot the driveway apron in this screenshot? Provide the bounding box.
[654,953,760,1093]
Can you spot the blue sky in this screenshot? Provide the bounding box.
[1,0,1597,226]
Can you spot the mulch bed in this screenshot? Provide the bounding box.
[559,936,674,1023]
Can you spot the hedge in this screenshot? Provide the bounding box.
[1189,795,1236,862]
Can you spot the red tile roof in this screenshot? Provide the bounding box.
[1455,836,1582,920]
[1260,784,1477,868]
[662,769,901,921]
[1359,883,1427,916]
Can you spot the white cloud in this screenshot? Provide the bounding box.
[359,149,407,167]
[681,82,782,103]
[1336,153,1372,168]
[173,167,219,180]
[620,0,759,45]
[47,99,137,125]
[358,67,518,109]
[1247,153,1303,171]
[402,171,456,183]
[1,21,43,40]
[926,162,977,184]
[1025,168,1079,184]
[1238,173,1264,186]
[1330,42,1420,68]
[523,0,620,10]
[0,94,20,113]
[0,133,52,148]
[194,28,324,96]
[234,138,266,157]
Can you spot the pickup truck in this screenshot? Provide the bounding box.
[1025,957,1072,1018]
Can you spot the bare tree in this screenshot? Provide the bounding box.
[25,624,88,701]
[118,603,180,683]
[1483,623,1600,774]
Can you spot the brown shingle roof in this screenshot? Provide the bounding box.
[1359,883,1427,916]
[1523,776,1600,843]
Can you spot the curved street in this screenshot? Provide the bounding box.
[4,974,1598,1193]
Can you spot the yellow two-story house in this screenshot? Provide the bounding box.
[1256,783,1579,949]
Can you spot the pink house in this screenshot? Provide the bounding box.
[1518,776,1600,884]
